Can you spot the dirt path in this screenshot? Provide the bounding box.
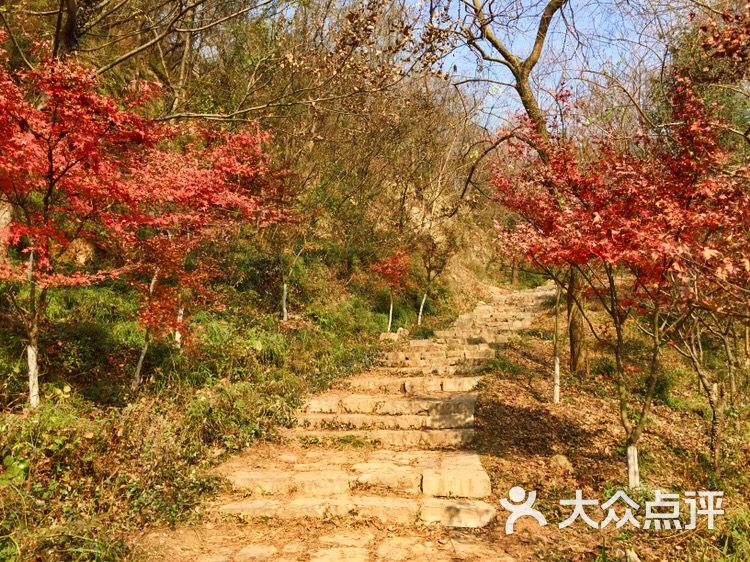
[137,284,555,561]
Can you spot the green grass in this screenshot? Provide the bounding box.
[488,353,529,378]
[0,254,405,559]
[334,434,369,447]
[0,236,467,560]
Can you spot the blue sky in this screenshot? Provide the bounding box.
[423,0,688,131]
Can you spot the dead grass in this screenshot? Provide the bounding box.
[475,307,750,561]
[129,293,750,562]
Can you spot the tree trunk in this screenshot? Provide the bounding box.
[387,291,393,332]
[133,331,150,389]
[171,10,194,113]
[627,443,640,489]
[0,200,11,265]
[553,285,561,404]
[281,282,288,322]
[53,0,80,57]
[510,259,519,286]
[175,305,185,349]
[25,250,42,409]
[27,326,40,409]
[567,268,588,375]
[417,290,427,326]
[515,77,551,150]
[743,326,749,396]
[709,382,725,474]
[621,337,659,490]
[134,268,158,388]
[725,331,738,408]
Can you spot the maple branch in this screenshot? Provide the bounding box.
[530,258,607,345]
[5,287,30,323]
[94,0,208,76]
[725,125,750,144]
[687,0,725,17]
[580,70,657,131]
[24,8,63,15]
[0,12,33,70]
[174,0,275,33]
[467,0,520,72]
[80,0,130,35]
[573,263,619,343]
[522,0,567,75]
[452,77,515,88]
[463,32,515,72]
[447,130,518,218]
[157,81,407,122]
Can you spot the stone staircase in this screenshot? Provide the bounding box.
[213,284,554,537]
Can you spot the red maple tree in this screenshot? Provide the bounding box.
[492,75,749,486]
[371,249,410,332]
[0,46,282,407]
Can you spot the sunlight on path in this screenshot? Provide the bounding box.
[139,284,555,561]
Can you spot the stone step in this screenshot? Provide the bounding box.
[383,350,447,363]
[381,352,494,369]
[303,393,476,416]
[298,410,473,430]
[227,469,355,496]
[342,375,482,394]
[378,365,477,375]
[420,498,497,527]
[447,319,534,332]
[288,428,475,448]
[408,339,444,349]
[482,300,545,307]
[224,457,490,499]
[422,467,491,498]
[375,362,492,372]
[435,331,511,343]
[218,495,496,528]
[496,298,552,307]
[476,319,535,328]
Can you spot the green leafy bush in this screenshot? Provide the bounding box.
[590,356,617,378]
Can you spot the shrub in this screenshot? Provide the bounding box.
[590,356,617,378]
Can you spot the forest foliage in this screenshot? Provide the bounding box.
[0,0,748,559]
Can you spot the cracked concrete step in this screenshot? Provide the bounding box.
[226,469,355,496]
[473,319,536,330]
[303,393,477,416]
[420,498,497,527]
[437,328,514,337]
[384,346,494,363]
[377,363,492,373]
[378,365,482,375]
[224,462,490,499]
[444,320,534,332]
[407,339,447,349]
[421,467,491,498]
[226,468,420,496]
[341,375,483,394]
[219,495,496,528]
[298,411,474,430]
[437,337,509,345]
[287,428,475,448]
[491,300,550,310]
[381,356,495,369]
[476,299,549,308]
